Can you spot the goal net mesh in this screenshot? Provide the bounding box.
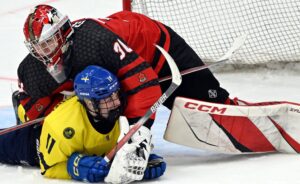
[128,0,300,67]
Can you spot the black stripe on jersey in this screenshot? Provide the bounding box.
[46,134,51,148]
[125,79,159,96]
[118,51,140,69]
[39,152,51,175]
[119,62,150,81]
[151,23,166,70]
[48,138,56,154]
[23,98,38,112]
[22,97,52,119]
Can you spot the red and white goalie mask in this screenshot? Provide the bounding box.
[23,4,73,83]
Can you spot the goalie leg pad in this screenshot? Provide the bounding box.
[164,97,300,154]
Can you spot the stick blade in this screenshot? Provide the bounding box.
[155,45,182,86]
[218,34,248,62]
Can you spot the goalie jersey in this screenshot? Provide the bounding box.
[18,11,164,126]
[38,96,120,179]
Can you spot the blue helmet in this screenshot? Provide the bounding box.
[74,65,120,100]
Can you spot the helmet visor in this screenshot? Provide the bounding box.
[83,91,121,118]
[24,30,63,63]
[25,30,69,83]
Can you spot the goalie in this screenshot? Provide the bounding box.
[15,4,229,126]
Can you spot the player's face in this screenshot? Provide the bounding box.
[25,30,63,62]
[84,92,121,118]
[34,39,57,56]
[99,92,121,118]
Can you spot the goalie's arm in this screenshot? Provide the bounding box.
[99,33,162,128]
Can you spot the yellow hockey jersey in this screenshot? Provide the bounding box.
[39,96,120,179]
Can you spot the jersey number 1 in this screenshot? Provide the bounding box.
[46,133,56,154]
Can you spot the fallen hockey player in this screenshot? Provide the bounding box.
[0,66,167,183]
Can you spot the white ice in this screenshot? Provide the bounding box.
[0,0,299,184]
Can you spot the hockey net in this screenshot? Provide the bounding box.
[123,0,300,70]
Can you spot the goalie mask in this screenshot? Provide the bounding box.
[74,65,124,124]
[23,4,74,83]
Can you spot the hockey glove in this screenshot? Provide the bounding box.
[67,152,109,182]
[143,153,167,180]
[105,125,152,184]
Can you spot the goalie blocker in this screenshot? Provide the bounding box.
[164,97,300,154]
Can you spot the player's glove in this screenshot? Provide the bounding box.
[143,153,167,180]
[67,152,109,182]
[105,125,152,184]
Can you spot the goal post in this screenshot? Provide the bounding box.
[123,0,132,11]
[123,0,300,67]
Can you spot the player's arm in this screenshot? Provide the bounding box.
[39,121,109,182]
[14,71,73,124]
[100,33,162,128]
[39,105,110,182]
[38,120,71,179]
[17,54,60,98]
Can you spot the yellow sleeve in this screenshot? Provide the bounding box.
[17,104,29,123]
[39,121,70,179]
[39,97,85,179]
[39,119,71,179]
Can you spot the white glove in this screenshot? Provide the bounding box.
[105,125,152,184]
[117,116,130,142]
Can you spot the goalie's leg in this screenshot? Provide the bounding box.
[165,97,300,154]
[158,25,229,109]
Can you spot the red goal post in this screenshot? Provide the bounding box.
[123,0,300,68]
[123,0,131,11]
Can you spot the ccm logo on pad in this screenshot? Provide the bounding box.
[184,102,227,114]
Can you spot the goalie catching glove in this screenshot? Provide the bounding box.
[105,125,152,184]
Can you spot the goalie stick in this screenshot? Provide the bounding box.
[104,44,182,162]
[159,34,247,82]
[0,117,45,136]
